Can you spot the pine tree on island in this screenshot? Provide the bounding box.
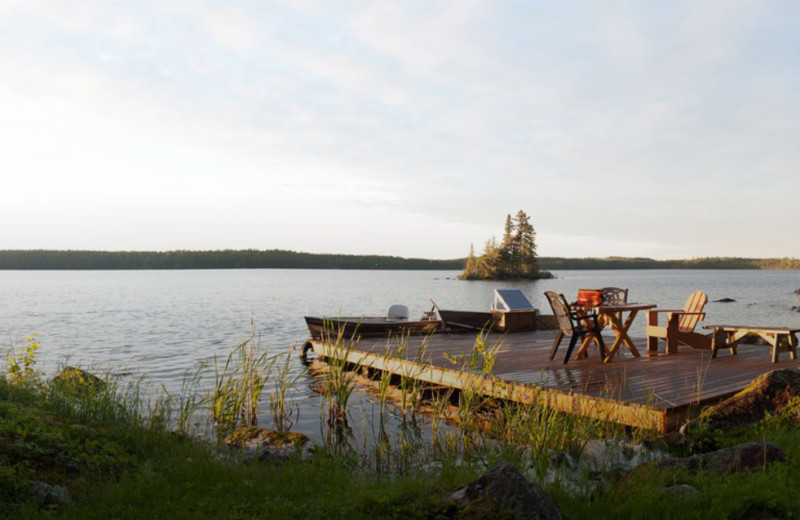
[459,210,552,280]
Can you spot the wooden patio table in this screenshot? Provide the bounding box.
[597,303,658,363]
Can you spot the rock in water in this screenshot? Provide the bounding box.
[447,462,562,520]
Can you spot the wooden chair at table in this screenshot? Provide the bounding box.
[544,291,607,364]
[601,287,629,305]
[598,288,629,328]
[646,290,711,354]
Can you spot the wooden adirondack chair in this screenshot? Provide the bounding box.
[544,291,607,364]
[646,290,711,354]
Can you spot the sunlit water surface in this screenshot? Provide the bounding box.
[1,269,798,443]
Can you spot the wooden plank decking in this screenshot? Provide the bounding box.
[305,329,800,433]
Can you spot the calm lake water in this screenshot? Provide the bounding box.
[1,269,799,441]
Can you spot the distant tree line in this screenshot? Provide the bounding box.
[0,250,464,270]
[537,256,800,270]
[0,250,797,271]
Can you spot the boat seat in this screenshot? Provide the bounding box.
[387,304,409,320]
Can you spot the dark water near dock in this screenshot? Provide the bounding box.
[1,269,798,442]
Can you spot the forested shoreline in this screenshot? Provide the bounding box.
[0,249,463,270]
[542,256,800,270]
[0,249,798,270]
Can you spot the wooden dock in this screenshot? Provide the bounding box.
[303,329,800,433]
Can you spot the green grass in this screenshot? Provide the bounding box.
[0,370,473,519]
[559,414,800,519]
[559,459,799,519]
[4,335,800,519]
[58,445,465,520]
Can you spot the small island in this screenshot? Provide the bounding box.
[459,210,553,280]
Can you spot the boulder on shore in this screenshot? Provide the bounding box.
[618,441,786,498]
[224,426,310,461]
[53,367,106,394]
[446,462,563,520]
[29,480,70,506]
[655,441,785,474]
[659,484,700,498]
[683,369,800,445]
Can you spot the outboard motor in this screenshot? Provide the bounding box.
[387,304,409,320]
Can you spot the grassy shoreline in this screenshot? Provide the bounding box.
[0,374,467,519]
[4,367,800,518]
[3,332,800,518]
[1,328,799,518]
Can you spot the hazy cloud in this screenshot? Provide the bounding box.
[0,1,797,258]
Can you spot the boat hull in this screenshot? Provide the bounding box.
[438,309,539,332]
[437,310,498,332]
[304,316,441,339]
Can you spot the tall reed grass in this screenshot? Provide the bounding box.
[270,347,302,435]
[159,364,206,435]
[211,318,275,437]
[443,330,500,431]
[17,319,654,479]
[320,321,361,427]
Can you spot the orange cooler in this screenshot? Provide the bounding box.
[577,289,604,306]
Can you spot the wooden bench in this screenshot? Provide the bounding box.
[703,325,800,363]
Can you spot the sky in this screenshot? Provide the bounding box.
[1,1,798,260]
